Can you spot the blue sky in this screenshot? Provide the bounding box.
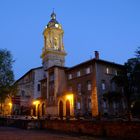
[0,0,140,80]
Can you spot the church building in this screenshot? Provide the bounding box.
[14,12,126,118]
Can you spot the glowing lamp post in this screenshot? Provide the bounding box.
[65,94,74,117]
[32,100,40,117]
[33,101,39,105]
[8,102,12,115]
[66,94,74,106]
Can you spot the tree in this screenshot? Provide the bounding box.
[111,47,140,118]
[135,46,140,59]
[0,49,15,114]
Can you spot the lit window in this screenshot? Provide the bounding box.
[68,74,72,79]
[101,80,106,90]
[87,81,91,91]
[106,67,109,74]
[86,67,91,74]
[77,102,81,109]
[77,71,81,77]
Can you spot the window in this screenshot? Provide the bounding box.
[49,73,54,81]
[88,98,91,109]
[86,67,91,74]
[122,100,126,109]
[77,83,82,94]
[113,102,117,109]
[101,80,106,90]
[68,74,72,79]
[111,82,116,91]
[87,81,91,91]
[49,83,54,90]
[37,84,40,91]
[77,71,81,77]
[115,70,117,76]
[103,101,107,108]
[68,86,73,91]
[106,67,109,74]
[77,102,81,109]
[21,90,25,97]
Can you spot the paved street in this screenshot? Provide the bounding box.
[0,127,115,140]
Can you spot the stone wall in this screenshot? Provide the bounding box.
[42,120,140,139]
[0,118,140,140]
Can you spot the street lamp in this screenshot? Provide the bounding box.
[66,94,74,106]
[33,100,40,105]
[8,102,12,115]
[32,100,40,118]
[9,102,12,106]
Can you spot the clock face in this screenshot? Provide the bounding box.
[55,24,59,28]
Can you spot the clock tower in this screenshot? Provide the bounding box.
[41,11,67,70]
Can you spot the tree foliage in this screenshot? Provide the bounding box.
[111,47,140,116]
[135,46,140,59]
[0,49,15,104]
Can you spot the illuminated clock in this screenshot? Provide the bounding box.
[55,24,59,28]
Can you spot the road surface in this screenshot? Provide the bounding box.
[0,127,117,140]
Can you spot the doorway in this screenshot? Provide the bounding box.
[66,100,70,117]
[59,101,63,118]
[42,103,45,116]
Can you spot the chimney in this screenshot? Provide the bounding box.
[95,51,99,59]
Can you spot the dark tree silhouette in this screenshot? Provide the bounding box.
[0,49,15,114]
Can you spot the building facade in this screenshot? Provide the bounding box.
[14,67,44,115]
[14,12,126,118]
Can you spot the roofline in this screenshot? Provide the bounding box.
[66,58,124,71]
[45,65,68,71]
[15,66,43,83]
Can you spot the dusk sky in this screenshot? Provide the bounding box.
[0,0,140,80]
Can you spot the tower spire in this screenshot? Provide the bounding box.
[51,9,56,20]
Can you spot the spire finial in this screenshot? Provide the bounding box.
[51,9,56,20]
